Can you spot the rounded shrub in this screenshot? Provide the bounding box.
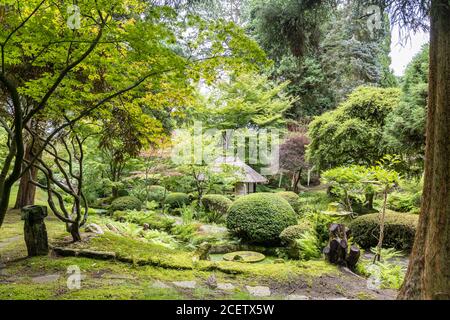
[165,192,190,209]
[349,212,418,251]
[277,191,301,213]
[201,194,233,216]
[226,193,297,245]
[109,196,142,212]
[279,222,311,245]
[147,185,167,204]
[117,189,129,197]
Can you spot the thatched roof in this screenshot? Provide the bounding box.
[209,156,268,183]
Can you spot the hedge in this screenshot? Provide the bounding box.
[349,212,418,251]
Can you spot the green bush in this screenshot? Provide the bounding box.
[109,196,142,212]
[226,193,297,245]
[349,212,418,250]
[112,210,175,231]
[387,191,421,213]
[201,194,232,217]
[279,222,311,245]
[117,189,129,197]
[277,191,301,213]
[165,192,190,209]
[148,185,167,204]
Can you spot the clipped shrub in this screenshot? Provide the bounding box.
[109,196,142,212]
[277,191,301,213]
[226,193,297,245]
[279,222,311,245]
[387,191,421,213]
[201,194,233,216]
[165,192,190,209]
[117,189,129,197]
[349,212,418,250]
[148,185,167,204]
[112,210,175,231]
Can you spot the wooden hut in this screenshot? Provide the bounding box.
[209,156,268,195]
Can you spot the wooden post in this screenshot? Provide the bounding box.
[21,205,49,257]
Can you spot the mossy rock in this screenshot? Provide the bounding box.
[222,251,266,263]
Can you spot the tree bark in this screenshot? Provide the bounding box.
[398,0,450,300]
[14,143,39,209]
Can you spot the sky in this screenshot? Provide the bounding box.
[389,25,429,77]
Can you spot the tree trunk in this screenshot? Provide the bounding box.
[398,0,450,300]
[14,143,38,209]
[69,223,82,242]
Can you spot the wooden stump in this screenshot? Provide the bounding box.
[323,223,360,269]
[21,205,49,257]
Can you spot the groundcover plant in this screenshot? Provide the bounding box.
[0,0,448,303]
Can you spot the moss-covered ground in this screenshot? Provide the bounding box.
[0,189,397,300]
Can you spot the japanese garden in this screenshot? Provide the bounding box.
[0,0,448,301]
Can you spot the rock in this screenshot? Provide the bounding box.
[245,285,271,297]
[172,280,197,289]
[285,294,310,300]
[32,274,60,283]
[217,283,235,291]
[21,205,49,257]
[205,274,217,289]
[193,242,211,261]
[198,224,227,234]
[84,223,104,234]
[151,280,171,289]
[106,223,119,233]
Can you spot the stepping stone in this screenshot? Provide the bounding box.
[246,285,271,297]
[285,294,310,300]
[172,280,197,289]
[32,274,60,283]
[151,280,171,289]
[217,283,235,291]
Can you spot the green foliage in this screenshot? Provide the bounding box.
[349,212,418,251]
[226,193,297,245]
[383,44,429,174]
[200,194,233,223]
[201,72,293,130]
[301,211,338,249]
[307,86,401,170]
[147,185,167,204]
[387,191,421,213]
[112,210,175,232]
[297,191,331,215]
[277,191,301,213]
[165,192,190,209]
[110,196,142,212]
[279,222,311,245]
[296,230,321,261]
[322,165,370,212]
[356,248,406,290]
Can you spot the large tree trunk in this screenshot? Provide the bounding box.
[14,143,38,209]
[398,0,450,300]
